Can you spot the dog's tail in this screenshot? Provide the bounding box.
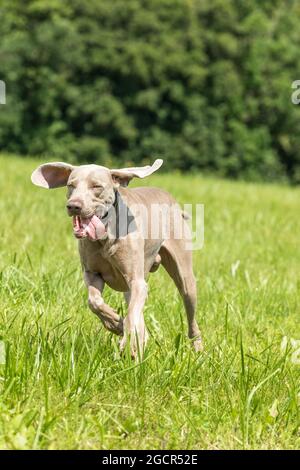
[182,210,190,220]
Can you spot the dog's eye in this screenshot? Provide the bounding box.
[67,184,74,189]
[92,185,103,190]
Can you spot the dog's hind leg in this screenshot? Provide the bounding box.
[149,254,161,273]
[159,240,203,352]
[84,271,123,335]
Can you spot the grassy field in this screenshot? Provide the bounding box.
[0,154,299,450]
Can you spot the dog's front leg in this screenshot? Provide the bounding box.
[84,271,123,335]
[120,279,148,359]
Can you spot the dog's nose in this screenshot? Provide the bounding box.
[66,201,82,215]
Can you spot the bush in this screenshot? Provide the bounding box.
[1,0,300,182]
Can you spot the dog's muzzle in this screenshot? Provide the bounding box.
[72,215,107,241]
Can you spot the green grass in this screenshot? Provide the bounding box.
[0,154,299,450]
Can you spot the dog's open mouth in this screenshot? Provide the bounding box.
[72,215,107,241]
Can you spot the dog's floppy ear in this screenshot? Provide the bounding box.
[31,162,75,189]
[110,159,163,187]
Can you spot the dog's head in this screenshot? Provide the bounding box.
[31,160,163,240]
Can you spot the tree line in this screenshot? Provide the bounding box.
[1,0,300,182]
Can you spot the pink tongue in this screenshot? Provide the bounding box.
[73,215,106,241]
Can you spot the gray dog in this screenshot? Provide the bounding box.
[31,159,202,358]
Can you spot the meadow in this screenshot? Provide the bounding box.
[0,154,299,449]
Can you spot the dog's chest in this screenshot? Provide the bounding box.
[79,239,128,291]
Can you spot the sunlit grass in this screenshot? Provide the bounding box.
[0,154,299,449]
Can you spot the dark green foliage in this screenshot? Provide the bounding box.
[1,0,300,182]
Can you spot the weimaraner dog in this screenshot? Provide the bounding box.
[31,159,202,358]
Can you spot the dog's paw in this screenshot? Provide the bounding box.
[119,327,148,361]
[193,337,204,353]
[119,335,137,360]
